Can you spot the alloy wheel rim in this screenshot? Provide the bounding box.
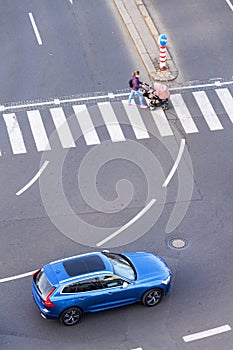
[147,290,161,305]
[64,310,80,324]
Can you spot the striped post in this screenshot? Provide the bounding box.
[158,34,167,71]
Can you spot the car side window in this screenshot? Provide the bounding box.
[62,278,102,294]
[62,283,79,294]
[99,275,124,289]
[77,278,102,292]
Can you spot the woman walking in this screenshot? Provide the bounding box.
[128,71,147,108]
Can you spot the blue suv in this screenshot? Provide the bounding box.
[32,251,172,326]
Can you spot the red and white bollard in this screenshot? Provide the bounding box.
[159,45,167,71]
[158,34,168,71]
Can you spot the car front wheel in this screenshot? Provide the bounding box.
[142,288,163,307]
[59,307,83,326]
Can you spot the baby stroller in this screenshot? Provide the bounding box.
[141,82,170,110]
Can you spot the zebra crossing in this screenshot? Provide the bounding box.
[0,87,232,156]
[170,94,199,134]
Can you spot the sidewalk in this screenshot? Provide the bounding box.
[113,0,178,82]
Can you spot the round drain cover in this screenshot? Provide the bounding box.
[168,238,187,249]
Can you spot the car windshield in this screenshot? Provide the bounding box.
[103,252,136,281]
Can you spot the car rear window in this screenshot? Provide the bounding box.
[35,270,53,299]
[63,255,105,277]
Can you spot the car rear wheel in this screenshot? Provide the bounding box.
[142,288,163,307]
[59,307,83,326]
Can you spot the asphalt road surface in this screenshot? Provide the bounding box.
[0,0,149,102]
[0,1,233,350]
[1,82,233,350]
[144,0,233,82]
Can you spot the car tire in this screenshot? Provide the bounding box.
[142,288,163,307]
[59,307,83,326]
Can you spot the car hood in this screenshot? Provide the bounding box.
[123,252,170,281]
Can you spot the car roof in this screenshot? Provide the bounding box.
[44,252,112,285]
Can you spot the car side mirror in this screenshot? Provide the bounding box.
[122,281,128,289]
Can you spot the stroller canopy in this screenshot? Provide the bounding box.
[153,82,170,99]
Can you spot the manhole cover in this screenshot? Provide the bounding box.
[167,238,187,249]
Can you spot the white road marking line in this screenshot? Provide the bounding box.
[122,100,150,139]
[50,107,76,148]
[169,80,233,91]
[183,324,231,342]
[163,139,185,187]
[132,348,143,350]
[216,88,233,123]
[0,270,37,283]
[193,91,223,130]
[28,12,43,45]
[1,94,129,112]
[16,161,49,196]
[96,199,156,247]
[170,94,199,134]
[150,107,173,136]
[27,110,51,151]
[225,0,233,11]
[98,102,125,142]
[3,113,27,154]
[1,79,233,111]
[72,105,100,145]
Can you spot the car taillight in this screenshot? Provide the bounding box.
[43,287,56,307]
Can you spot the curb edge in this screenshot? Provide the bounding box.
[113,0,179,82]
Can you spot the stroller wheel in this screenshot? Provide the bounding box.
[149,102,155,110]
[162,104,168,111]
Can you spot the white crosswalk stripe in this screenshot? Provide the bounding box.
[170,94,199,134]
[1,87,233,156]
[27,110,51,151]
[193,91,223,131]
[50,107,76,148]
[215,88,233,123]
[122,100,150,139]
[98,102,126,142]
[72,104,100,145]
[150,107,173,136]
[3,113,27,154]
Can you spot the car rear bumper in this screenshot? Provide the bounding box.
[32,284,57,320]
